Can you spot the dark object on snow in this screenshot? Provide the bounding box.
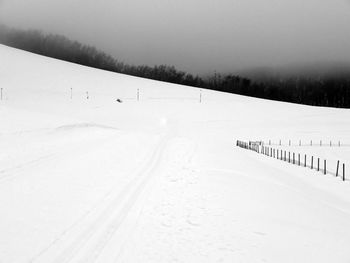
[116,99,123,103]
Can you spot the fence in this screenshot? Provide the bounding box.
[236,140,346,181]
[263,139,347,147]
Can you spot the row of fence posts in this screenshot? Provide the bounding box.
[236,140,346,181]
[266,139,342,147]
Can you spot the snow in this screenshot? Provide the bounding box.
[1,44,350,262]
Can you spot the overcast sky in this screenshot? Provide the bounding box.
[1,0,350,75]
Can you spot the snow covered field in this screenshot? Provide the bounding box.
[1,44,350,262]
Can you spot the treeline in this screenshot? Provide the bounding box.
[0,24,349,108]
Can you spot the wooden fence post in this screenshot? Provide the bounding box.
[298,154,300,166]
[311,140,312,146]
[293,153,295,164]
[304,154,306,167]
[324,160,326,175]
[336,160,340,177]
[311,156,314,169]
[288,152,290,163]
[343,163,345,181]
[279,139,281,146]
[317,158,320,171]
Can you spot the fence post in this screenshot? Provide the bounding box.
[320,140,322,146]
[279,139,281,146]
[277,150,279,159]
[339,141,340,147]
[293,153,295,164]
[298,154,300,166]
[269,140,271,146]
[288,152,290,163]
[324,160,326,175]
[336,160,340,177]
[304,154,306,167]
[311,140,312,146]
[299,140,301,146]
[330,141,332,147]
[284,151,286,161]
[289,140,291,146]
[343,163,345,181]
[311,156,314,169]
[317,158,320,171]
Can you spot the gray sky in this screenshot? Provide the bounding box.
[1,0,350,75]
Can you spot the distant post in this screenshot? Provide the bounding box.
[311,156,314,169]
[304,154,306,167]
[336,160,339,177]
[317,158,320,171]
[324,160,326,175]
[70,87,73,99]
[343,163,346,181]
[86,91,89,100]
[137,88,140,101]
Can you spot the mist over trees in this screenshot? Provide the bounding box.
[0,24,349,108]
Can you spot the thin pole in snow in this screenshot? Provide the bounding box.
[343,163,346,181]
[137,88,140,101]
[70,87,73,99]
[324,160,326,175]
[311,156,314,169]
[336,160,340,177]
[199,89,202,103]
[304,154,306,167]
[317,158,320,171]
[86,91,89,100]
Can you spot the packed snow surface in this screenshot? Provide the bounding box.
[1,45,350,262]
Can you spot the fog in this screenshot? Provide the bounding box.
[1,0,350,75]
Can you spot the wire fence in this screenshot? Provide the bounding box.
[236,140,346,181]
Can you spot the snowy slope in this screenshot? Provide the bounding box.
[1,44,350,262]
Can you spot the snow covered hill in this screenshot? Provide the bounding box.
[1,44,350,262]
